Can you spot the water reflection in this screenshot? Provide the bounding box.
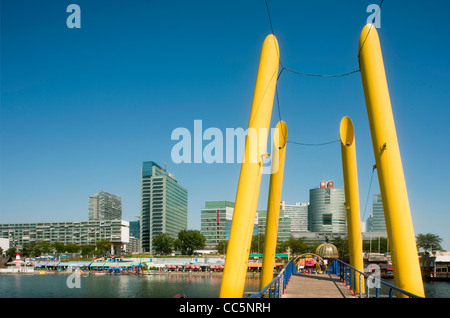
[0,274,261,298]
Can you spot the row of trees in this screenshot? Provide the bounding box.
[1,239,113,260]
[153,230,206,255]
[1,232,443,260]
[215,232,444,258]
[215,235,326,256]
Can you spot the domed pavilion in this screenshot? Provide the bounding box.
[315,242,339,260]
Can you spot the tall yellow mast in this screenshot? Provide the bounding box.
[220,34,280,298]
[359,24,425,297]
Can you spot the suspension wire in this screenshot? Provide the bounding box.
[278,67,360,80]
[362,165,377,222]
[358,0,384,59]
[264,0,379,147]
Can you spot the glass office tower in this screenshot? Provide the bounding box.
[282,201,309,233]
[367,194,387,232]
[256,209,292,242]
[88,190,122,221]
[308,181,346,233]
[200,201,260,250]
[200,201,235,250]
[140,161,188,252]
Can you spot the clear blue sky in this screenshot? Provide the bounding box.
[1,1,449,250]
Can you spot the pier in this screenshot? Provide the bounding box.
[282,273,356,298]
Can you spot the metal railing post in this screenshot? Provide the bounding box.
[359,273,363,298]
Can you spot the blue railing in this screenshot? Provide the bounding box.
[247,259,296,298]
[330,258,423,298]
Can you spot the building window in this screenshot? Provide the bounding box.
[323,189,331,205]
[323,214,332,225]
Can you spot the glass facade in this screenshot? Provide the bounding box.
[140,161,187,252]
[0,220,129,249]
[308,185,346,233]
[200,201,235,250]
[200,201,260,250]
[366,194,387,232]
[129,220,140,239]
[88,190,122,221]
[257,209,292,242]
[282,201,309,233]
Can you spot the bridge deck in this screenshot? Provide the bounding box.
[282,273,357,298]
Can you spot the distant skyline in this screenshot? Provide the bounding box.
[1,1,449,250]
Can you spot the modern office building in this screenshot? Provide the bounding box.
[282,201,309,233]
[201,201,235,250]
[308,181,346,233]
[140,161,188,252]
[256,209,291,242]
[366,194,387,232]
[88,190,122,221]
[0,220,129,254]
[200,201,259,250]
[129,220,140,239]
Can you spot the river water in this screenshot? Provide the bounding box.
[0,273,259,298]
[0,273,448,298]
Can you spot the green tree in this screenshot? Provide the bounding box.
[5,247,17,260]
[80,244,96,257]
[95,240,111,256]
[331,237,349,258]
[175,230,206,255]
[216,240,228,255]
[21,242,41,257]
[65,243,80,254]
[250,234,265,254]
[280,237,309,255]
[416,233,443,253]
[39,241,53,255]
[153,233,174,255]
[52,242,66,255]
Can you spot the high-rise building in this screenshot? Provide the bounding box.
[140,161,188,252]
[256,209,291,242]
[129,220,140,239]
[282,201,309,233]
[200,201,259,250]
[308,181,346,233]
[201,201,235,250]
[366,194,387,232]
[88,190,122,221]
[0,220,129,254]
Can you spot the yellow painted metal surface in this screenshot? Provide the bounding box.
[359,24,425,297]
[220,34,280,298]
[260,120,287,291]
[340,116,365,295]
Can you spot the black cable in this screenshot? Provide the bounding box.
[278,67,360,80]
[287,140,340,147]
[358,0,384,59]
[264,0,384,147]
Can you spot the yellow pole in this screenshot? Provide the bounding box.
[220,34,280,298]
[340,116,365,295]
[359,24,425,297]
[260,121,287,291]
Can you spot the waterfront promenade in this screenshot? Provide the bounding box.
[282,273,357,298]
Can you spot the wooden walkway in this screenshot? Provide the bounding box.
[282,273,357,298]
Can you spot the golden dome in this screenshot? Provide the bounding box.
[315,243,339,258]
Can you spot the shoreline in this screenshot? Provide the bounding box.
[0,270,262,278]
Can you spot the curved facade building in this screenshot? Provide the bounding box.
[308,181,346,233]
